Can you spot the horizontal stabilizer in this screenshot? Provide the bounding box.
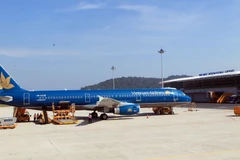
[0,96,13,102]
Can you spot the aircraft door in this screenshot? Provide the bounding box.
[85,93,91,103]
[23,93,30,105]
[173,91,178,101]
[136,94,141,101]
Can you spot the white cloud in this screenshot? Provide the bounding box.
[0,46,119,58]
[117,5,157,12]
[77,4,103,10]
[0,48,81,57]
[116,4,202,31]
[56,2,104,12]
[102,25,111,30]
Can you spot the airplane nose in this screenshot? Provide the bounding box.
[186,96,192,102]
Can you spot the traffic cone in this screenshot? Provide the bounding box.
[146,114,149,119]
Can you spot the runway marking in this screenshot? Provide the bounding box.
[48,139,67,160]
[146,149,240,160]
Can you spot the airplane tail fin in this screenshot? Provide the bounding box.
[0,65,24,92]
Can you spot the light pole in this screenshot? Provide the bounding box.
[111,66,116,89]
[158,48,165,88]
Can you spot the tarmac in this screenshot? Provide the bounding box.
[0,103,240,160]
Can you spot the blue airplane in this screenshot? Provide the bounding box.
[0,65,191,120]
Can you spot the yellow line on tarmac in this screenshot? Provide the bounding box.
[146,149,240,160]
[224,110,233,112]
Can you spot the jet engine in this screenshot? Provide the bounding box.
[113,104,140,115]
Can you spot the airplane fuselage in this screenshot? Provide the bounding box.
[1,88,190,109]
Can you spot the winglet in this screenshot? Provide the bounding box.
[97,95,104,100]
[96,95,104,106]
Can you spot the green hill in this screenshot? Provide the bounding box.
[81,75,191,90]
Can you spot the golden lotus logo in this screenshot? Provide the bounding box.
[165,90,171,95]
[128,108,132,112]
[0,72,14,90]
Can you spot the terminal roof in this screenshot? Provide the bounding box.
[161,71,240,84]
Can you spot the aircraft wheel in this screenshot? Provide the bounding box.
[92,112,98,118]
[100,114,108,120]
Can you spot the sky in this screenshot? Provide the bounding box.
[0,0,240,90]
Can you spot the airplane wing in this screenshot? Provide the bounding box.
[0,96,13,102]
[96,96,128,108]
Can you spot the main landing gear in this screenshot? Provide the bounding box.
[91,111,108,120]
[152,106,174,115]
[100,113,108,120]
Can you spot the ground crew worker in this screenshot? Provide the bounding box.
[34,113,37,122]
[88,113,92,123]
[37,113,39,120]
[39,113,42,119]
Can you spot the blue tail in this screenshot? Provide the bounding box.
[0,65,24,92]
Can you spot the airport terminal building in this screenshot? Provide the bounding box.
[162,69,240,102]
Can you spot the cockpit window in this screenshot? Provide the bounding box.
[178,91,186,96]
